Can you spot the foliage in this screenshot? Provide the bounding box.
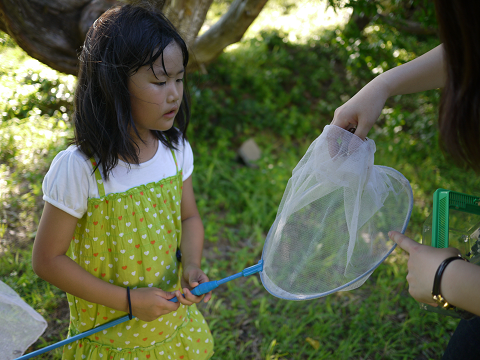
[327,0,438,29]
[0,31,74,246]
[1,10,479,360]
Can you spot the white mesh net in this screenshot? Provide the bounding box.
[0,280,47,359]
[260,125,413,300]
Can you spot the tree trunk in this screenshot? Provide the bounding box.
[190,0,268,70]
[0,0,94,75]
[162,0,213,45]
[0,0,268,75]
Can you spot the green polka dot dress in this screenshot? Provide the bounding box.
[62,153,214,359]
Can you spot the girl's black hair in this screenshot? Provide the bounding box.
[73,4,190,179]
[434,0,480,173]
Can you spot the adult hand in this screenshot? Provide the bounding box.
[130,287,180,322]
[331,77,390,140]
[332,45,446,139]
[176,264,212,305]
[388,231,461,306]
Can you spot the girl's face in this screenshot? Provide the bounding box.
[128,42,184,138]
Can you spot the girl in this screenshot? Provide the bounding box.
[332,1,480,359]
[32,4,214,359]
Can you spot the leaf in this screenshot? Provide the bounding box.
[305,337,320,350]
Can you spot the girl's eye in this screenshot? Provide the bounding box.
[155,82,166,86]
[176,78,184,83]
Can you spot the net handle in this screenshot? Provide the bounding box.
[169,260,263,302]
[15,315,131,359]
[17,260,264,359]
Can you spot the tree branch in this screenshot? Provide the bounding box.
[377,13,437,36]
[0,0,86,74]
[189,0,268,68]
[164,0,214,45]
[79,0,118,38]
[0,0,270,75]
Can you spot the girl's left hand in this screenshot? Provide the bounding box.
[175,265,212,305]
[388,231,462,306]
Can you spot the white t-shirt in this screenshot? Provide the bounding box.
[43,139,194,219]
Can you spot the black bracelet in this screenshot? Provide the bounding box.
[126,286,133,320]
[431,255,468,309]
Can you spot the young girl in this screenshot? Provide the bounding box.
[32,4,214,359]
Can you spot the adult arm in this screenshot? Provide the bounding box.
[178,175,212,303]
[332,44,446,139]
[32,202,180,322]
[389,231,480,316]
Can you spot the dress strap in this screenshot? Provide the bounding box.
[171,149,179,174]
[90,158,106,198]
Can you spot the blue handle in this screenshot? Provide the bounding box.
[17,260,263,358]
[169,280,219,302]
[15,315,132,359]
[169,260,263,302]
[191,281,219,295]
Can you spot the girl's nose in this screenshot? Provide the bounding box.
[167,83,180,103]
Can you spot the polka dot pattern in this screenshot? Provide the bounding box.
[62,156,213,359]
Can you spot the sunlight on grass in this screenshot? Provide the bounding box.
[0,32,74,252]
[201,0,352,52]
[244,1,352,43]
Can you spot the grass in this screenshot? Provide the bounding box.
[1,4,479,359]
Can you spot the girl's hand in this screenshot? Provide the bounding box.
[175,265,212,305]
[331,77,390,140]
[130,287,180,322]
[388,231,461,306]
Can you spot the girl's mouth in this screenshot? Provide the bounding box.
[164,109,177,118]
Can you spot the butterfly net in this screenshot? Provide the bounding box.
[260,125,413,300]
[0,280,47,359]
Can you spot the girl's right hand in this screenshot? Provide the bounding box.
[130,287,180,322]
[331,77,390,140]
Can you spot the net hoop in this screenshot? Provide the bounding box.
[259,165,413,301]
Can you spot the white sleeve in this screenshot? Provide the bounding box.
[42,148,94,219]
[179,139,194,181]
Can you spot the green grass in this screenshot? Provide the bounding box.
[1,12,478,360]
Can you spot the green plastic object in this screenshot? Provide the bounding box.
[421,189,480,319]
[423,189,480,260]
